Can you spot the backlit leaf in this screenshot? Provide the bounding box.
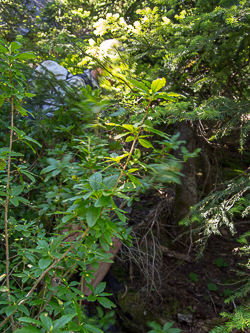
[127,78,150,94]
[151,78,166,93]
[0,44,8,53]
[138,139,153,148]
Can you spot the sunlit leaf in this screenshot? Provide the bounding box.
[138,138,153,148]
[151,78,166,93]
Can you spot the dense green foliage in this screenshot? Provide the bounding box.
[1,0,250,332]
[0,36,182,332]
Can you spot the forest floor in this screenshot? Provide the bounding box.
[100,191,250,333]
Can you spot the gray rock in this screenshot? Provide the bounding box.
[177,313,193,325]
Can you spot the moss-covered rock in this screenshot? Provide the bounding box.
[115,289,155,332]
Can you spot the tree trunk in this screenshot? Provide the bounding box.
[174,121,197,241]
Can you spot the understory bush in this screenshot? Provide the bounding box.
[0,39,182,332]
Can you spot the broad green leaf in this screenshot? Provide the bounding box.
[9,126,25,137]
[17,305,30,316]
[50,235,65,252]
[114,132,130,140]
[142,80,151,88]
[0,286,8,292]
[10,197,19,206]
[25,253,35,261]
[0,44,8,53]
[0,147,10,156]
[18,317,41,326]
[125,136,135,142]
[87,295,96,302]
[68,322,82,331]
[12,185,24,197]
[10,41,21,53]
[138,139,153,148]
[17,196,30,205]
[82,191,94,200]
[207,283,217,291]
[86,205,101,227]
[151,78,166,93]
[237,237,248,244]
[62,214,76,224]
[19,140,37,153]
[98,296,115,309]
[16,52,36,60]
[156,92,178,101]
[41,165,57,174]
[0,274,6,281]
[105,122,120,127]
[127,78,150,94]
[95,195,111,207]
[127,168,139,173]
[147,321,162,330]
[84,324,104,333]
[89,172,102,191]
[122,124,135,132]
[73,299,81,323]
[5,305,17,317]
[134,149,141,159]
[127,174,140,186]
[38,256,52,270]
[24,135,42,147]
[30,300,44,306]
[21,170,36,182]
[4,151,24,157]
[115,153,129,162]
[113,191,130,200]
[40,313,53,331]
[103,231,112,244]
[37,240,50,251]
[109,107,126,116]
[116,211,127,223]
[163,322,174,330]
[86,283,95,295]
[0,159,7,170]
[95,282,106,294]
[0,97,5,108]
[103,175,119,189]
[53,313,76,331]
[25,92,36,98]
[144,126,170,138]
[99,237,110,251]
[15,328,41,333]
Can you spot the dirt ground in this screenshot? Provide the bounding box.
[104,193,250,333]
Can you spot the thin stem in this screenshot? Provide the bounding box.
[114,99,152,188]
[5,97,13,289]
[5,89,16,331]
